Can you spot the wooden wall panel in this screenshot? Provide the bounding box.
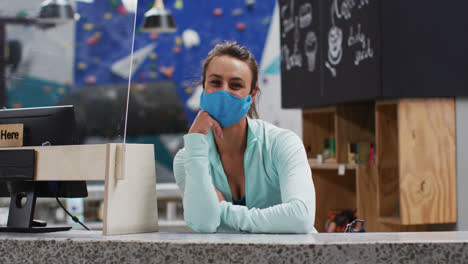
[375,103,400,218]
[357,164,428,232]
[398,98,457,225]
[357,165,379,231]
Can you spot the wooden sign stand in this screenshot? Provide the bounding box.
[103,144,159,235]
[1,143,159,235]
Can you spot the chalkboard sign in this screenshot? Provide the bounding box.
[321,0,380,103]
[280,0,468,108]
[280,0,380,108]
[279,0,322,108]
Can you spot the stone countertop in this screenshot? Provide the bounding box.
[1,231,468,263]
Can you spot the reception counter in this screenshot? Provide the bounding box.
[1,231,468,263]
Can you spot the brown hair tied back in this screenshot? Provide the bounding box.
[202,41,260,119]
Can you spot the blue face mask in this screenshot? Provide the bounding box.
[200,90,252,127]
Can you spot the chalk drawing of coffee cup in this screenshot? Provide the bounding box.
[299,3,312,28]
[281,45,291,70]
[304,31,317,72]
[328,26,343,66]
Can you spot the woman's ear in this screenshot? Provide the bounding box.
[251,86,258,99]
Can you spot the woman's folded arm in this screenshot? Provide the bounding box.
[173,133,221,233]
[219,130,316,233]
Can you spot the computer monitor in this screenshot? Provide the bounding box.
[0,105,88,232]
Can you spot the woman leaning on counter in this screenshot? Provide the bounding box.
[173,41,316,233]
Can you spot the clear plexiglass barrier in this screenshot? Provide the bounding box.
[0,0,140,232]
[0,0,282,233]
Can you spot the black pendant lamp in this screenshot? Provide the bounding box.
[142,0,177,33]
[38,0,75,24]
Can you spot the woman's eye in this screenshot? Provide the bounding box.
[210,80,221,86]
[231,83,243,88]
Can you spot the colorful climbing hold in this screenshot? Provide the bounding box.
[57,87,66,95]
[160,66,175,79]
[149,72,158,79]
[211,38,222,46]
[182,29,200,49]
[236,22,246,31]
[213,8,223,17]
[43,86,52,93]
[110,0,119,8]
[174,0,183,9]
[175,37,182,46]
[149,32,159,40]
[83,23,94,30]
[232,8,243,17]
[87,34,101,45]
[246,0,255,11]
[181,81,191,88]
[85,75,96,85]
[173,46,181,54]
[77,62,87,70]
[117,5,128,15]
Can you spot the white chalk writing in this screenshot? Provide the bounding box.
[282,45,302,70]
[304,31,318,72]
[354,38,373,65]
[299,3,312,28]
[348,24,365,48]
[281,0,295,38]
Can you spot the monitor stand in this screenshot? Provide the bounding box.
[0,181,71,233]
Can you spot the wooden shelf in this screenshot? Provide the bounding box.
[379,216,402,225]
[303,106,336,114]
[308,159,356,170]
[376,98,456,225]
[304,98,456,232]
[312,169,357,232]
[302,107,336,159]
[303,102,375,163]
[378,217,429,232]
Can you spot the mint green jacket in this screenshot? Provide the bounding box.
[173,118,317,233]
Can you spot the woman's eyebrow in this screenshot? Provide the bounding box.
[230,77,244,82]
[208,74,222,78]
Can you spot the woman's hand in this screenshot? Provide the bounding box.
[214,187,225,202]
[188,110,224,139]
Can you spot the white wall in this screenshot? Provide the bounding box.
[456,97,468,231]
[4,0,75,84]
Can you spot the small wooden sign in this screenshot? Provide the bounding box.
[0,124,23,147]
